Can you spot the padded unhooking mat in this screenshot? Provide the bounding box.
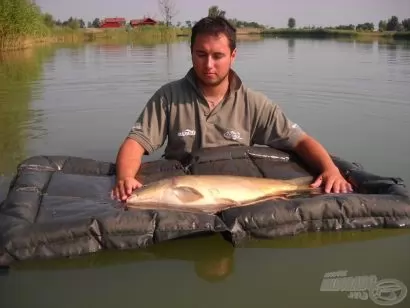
[1,145,410,266]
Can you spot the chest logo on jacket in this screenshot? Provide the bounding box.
[223,130,242,141]
[177,129,196,137]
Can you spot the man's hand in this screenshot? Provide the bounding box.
[310,167,353,193]
[111,177,143,201]
[293,134,354,194]
[112,138,146,201]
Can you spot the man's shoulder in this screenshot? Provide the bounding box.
[157,75,192,96]
[240,85,276,108]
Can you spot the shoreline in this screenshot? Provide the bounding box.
[259,28,410,40]
[0,27,190,52]
[1,27,409,52]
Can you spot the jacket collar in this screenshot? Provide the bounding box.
[184,67,243,96]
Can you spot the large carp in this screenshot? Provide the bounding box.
[125,175,322,214]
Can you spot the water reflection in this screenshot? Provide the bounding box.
[0,47,55,176]
[96,43,128,56]
[384,43,398,64]
[10,234,235,283]
[129,43,157,62]
[287,38,295,60]
[240,228,410,249]
[166,43,171,80]
[8,228,410,282]
[354,40,374,54]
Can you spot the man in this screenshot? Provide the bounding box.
[112,16,353,201]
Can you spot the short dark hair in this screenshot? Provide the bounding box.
[190,16,237,53]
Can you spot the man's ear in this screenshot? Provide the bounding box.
[231,48,237,62]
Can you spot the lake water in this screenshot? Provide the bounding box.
[0,36,410,307]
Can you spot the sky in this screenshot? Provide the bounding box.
[35,0,410,28]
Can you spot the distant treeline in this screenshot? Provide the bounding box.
[314,16,410,32]
[46,15,87,29]
[260,15,410,40]
[205,6,410,33]
[42,4,267,30]
[280,15,410,32]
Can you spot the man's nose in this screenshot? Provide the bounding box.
[206,56,214,68]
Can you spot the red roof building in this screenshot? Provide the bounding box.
[100,17,126,28]
[130,18,157,27]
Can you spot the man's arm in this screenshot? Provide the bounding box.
[293,133,353,193]
[112,138,146,201]
[116,137,146,181]
[250,92,352,193]
[293,133,337,174]
[112,86,168,201]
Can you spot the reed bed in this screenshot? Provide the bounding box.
[0,0,50,50]
[83,26,189,41]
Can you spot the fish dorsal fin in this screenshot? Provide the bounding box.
[173,186,204,203]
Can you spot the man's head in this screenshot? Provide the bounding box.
[190,16,237,87]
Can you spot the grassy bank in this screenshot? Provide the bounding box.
[391,31,410,40]
[83,26,190,43]
[260,28,410,40]
[0,0,188,50]
[0,0,51,50]
[1,24,190,51]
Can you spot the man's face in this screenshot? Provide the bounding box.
[191,33,236,87]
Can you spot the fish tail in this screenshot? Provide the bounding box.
[299,185,323,194]
[285,184,323,198]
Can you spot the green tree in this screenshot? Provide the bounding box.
[288,17,295,29]
[226,18,264,29]
[60,17,86,29]
[356,22,374,31]
[335,24,355,30]
[378,20,387,31]
[43,13,54,28]
[91,18,100,28]
[62,17,80,29]
[386,16,399,31]
[402,18,410,31]
[79,18,85,28]
[208,5,226,18]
